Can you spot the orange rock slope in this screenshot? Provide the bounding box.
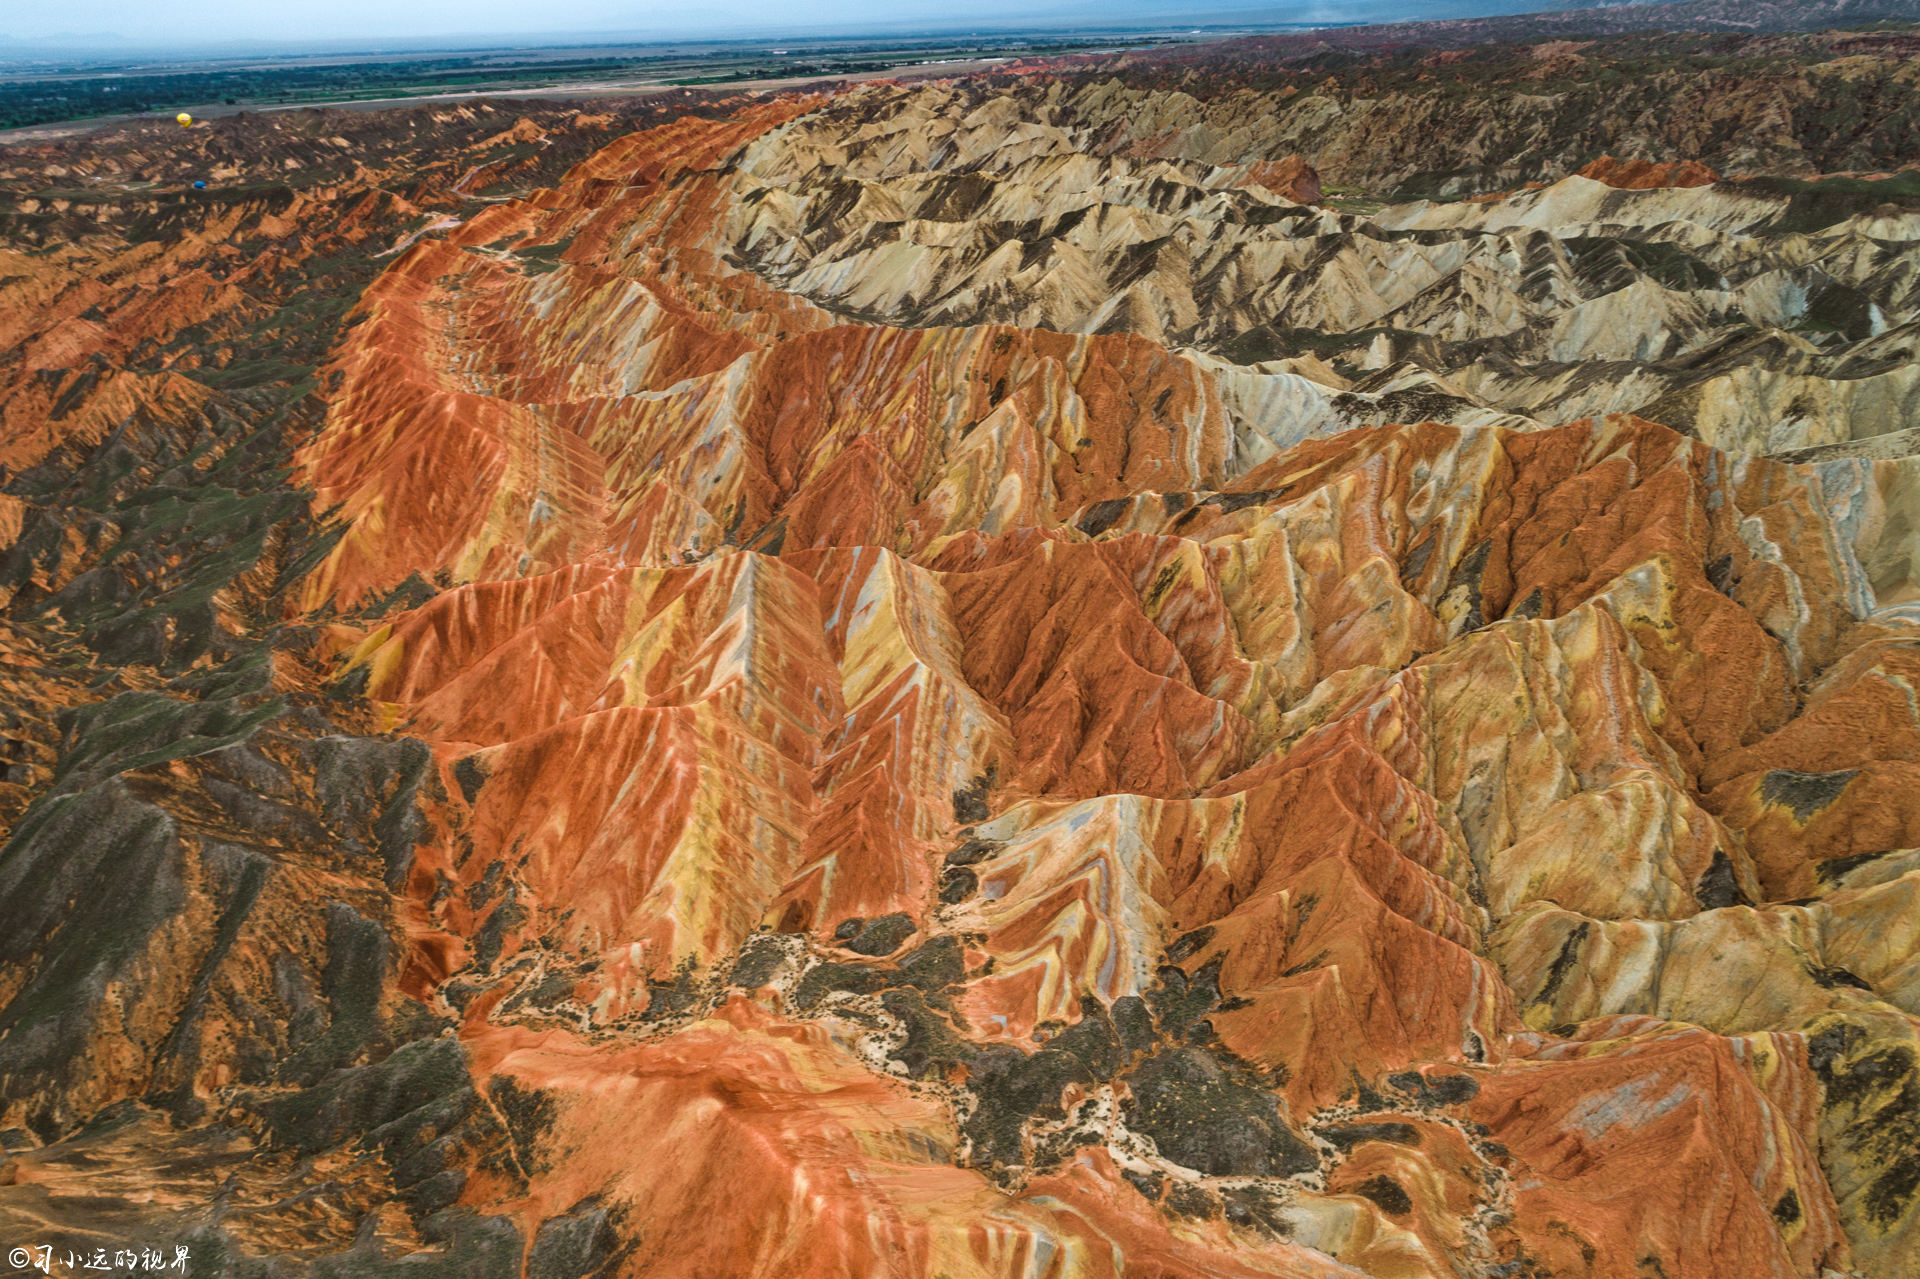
[1574,155,1722,189]
[273,99,1920,1279]
[4,87,1920,1279]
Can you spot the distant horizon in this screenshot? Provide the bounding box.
[0,0,1575,61]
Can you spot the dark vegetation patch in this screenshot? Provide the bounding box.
[1124,1046,1319,1177]
[1695,848,1755,910]
[938,865,979,904]
[1806,964,1875,993]
[1816,847,1903,884]
[1807,1019,1920,1229]
[1529,921,1592,1011]
[1319,1121,1423,1150]
[1386,1070,1481,1107]
[951,768,997,823]
[1354,1174,1413,1216]
[527,1198,623,1279]
[843,911,919,956]
[1759,768,1860,821]
[865,948,1318,1190]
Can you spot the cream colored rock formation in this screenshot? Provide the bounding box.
[719,83,1920,463]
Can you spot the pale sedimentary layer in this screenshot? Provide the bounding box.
[720,82,1920,459]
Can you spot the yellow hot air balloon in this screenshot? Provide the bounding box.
[176,112,192,128]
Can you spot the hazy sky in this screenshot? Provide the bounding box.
[1,0,1475,50]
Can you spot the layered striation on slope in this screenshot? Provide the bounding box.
[3,68,1920,1279]
[268,93,1920,1278]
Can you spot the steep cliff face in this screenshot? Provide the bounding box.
[2,54,1920,1279]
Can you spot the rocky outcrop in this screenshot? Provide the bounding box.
[1575,154,1722,190]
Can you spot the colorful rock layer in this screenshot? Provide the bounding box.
[2,69,1920,1279]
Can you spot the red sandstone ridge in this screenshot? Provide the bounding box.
[1575,154,1721,189]
[1465,155,1718,205]
[4,55,1920,1279]
[1238,155,1323,204]
[289,98,1919,1278]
